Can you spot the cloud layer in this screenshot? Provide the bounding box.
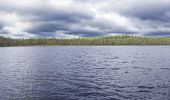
[0,0,170,38]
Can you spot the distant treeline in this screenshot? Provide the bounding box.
[0,36,170,46]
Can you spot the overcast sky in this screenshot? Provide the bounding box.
[0,0,170,38]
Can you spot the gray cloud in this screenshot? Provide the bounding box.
[0,0,170,38]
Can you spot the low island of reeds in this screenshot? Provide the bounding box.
[0,36,170,47]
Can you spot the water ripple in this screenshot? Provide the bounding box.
[0,46,170,100]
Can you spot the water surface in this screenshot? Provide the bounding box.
[0,46,170,100]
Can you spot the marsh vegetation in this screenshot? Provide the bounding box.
[0,36,170,46]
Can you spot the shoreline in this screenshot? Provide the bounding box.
[1,36,170,47]
[1,45,170,48]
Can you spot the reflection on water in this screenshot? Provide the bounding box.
[0,46,170,100]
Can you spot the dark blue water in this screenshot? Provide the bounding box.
[0,46,170,100]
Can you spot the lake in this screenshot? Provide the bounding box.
[0,46,170,100]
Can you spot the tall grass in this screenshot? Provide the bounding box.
[0,36,170,46]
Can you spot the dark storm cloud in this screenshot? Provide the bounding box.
[66,31,105,37]
[25,13,93,34]
[144,31,170,36]
[0,0,170,38]
[26,22,70,33]
[0,24,3,29]
[38,13,92,23]
[121,2,170,22]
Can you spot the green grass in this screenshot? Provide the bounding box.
[0,36,170,47]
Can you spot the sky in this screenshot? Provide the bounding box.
[0,0,170,38]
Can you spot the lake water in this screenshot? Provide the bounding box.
[0,46,170,100]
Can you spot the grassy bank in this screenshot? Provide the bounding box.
[0,36,170,46]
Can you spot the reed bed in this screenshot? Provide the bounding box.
[0,36,170,46]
